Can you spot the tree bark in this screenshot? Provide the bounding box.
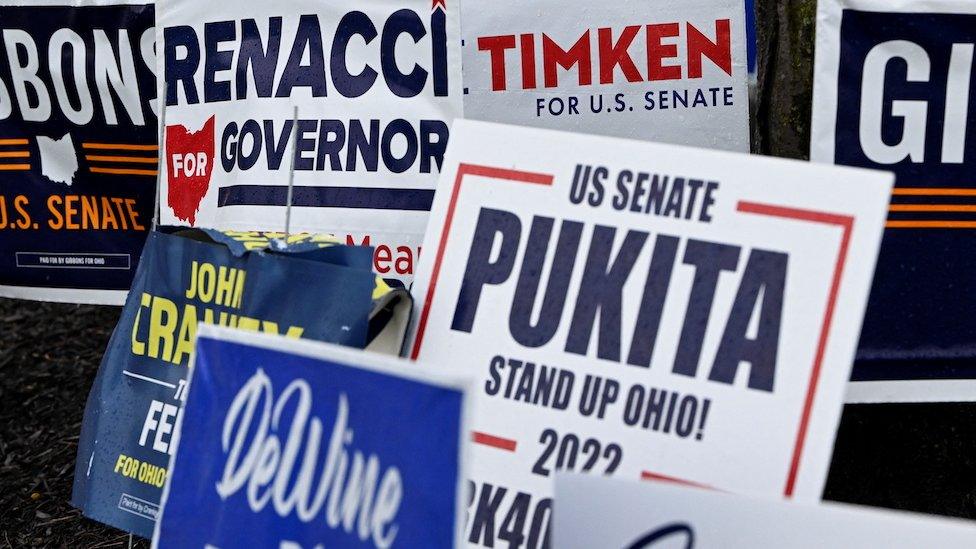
[753,0,817,159]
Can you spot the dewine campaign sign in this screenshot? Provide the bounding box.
[153,326,470,548]
[156,0,463,283]
[408,120,892,547]
[0,0,156,305]
[72,229,376,538]
[554,474,976,548]
[812,0,976,402]
[461,0,749,151]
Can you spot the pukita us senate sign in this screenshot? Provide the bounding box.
[408,119,892,547]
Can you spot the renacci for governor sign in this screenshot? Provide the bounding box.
[409,120,892,547]
[156,0,462,282]
[0,0,156,304]
[812,0,976,402]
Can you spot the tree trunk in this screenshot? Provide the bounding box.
[753,0,816,159]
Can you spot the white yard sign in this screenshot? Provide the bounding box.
[555,474,976,548]
[409,120,891,546]
[156,0,463,281]
[461,0,750,150]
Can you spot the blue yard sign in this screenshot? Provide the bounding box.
[72,228,378,537]
[153,326,470,549]
[812,0,976,401]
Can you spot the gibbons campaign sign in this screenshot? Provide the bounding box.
[409,120,891,546]
[153,326,470,548]
[554,474,976,548]
[0,0,156,305]
[461,0,749,151]
[811,0,976,402]
[156,0,463,282]
[72,229,376,538]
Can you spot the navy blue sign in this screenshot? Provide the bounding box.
[833,9,976,381]
[154,330,465,548]
[0,3,157,302]
[72,229,376,538]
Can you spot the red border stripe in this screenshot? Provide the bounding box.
[410,163,554,360]
[736,200,854,497]
[472,431,518,452]
[640,471,716,490]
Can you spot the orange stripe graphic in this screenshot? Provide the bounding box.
[90,167,158,176]
[0,164,30,170]
[892,188,976,196]
[887,220,976,229]
[85,155,158,164]
[0,151,29,158]
[0,138,28,145]
[82,143,158,151]
[889,204,976,212]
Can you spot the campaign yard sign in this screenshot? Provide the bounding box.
[408,120,892,546]
[0,0,156,305]
[461,0,749,151]
[153,325,470,548]
[72,229,377,538]
[554,474,976,548]
[812,0,976,402]
[156,0,463,282]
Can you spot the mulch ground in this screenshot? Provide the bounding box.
[0,298,148,548]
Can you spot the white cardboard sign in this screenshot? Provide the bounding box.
[461,0,750,151]
[156,0,464,281]
[409,119,891,545]
[554,474,976,548]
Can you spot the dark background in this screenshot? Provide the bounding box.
[1,1,975,547]
[754,0,976,519]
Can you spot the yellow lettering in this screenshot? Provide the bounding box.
[237,317,260,332]
[232,270,246,308]
[148,296,178,361]
[197,262,216,303]
[131,292,150,356]
[185,261,199,299]
[197,263,217,303]
[214,266,237,307]
[171,304,197,366]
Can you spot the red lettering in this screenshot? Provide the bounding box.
[395,245,415,274]
[598,26,642,84]
[483,21,735,91]
[646,23,681,81]
[687,20,732,78]
[346,234,371,246]
[478,35,517,91]
[519,34,537,89]
[542,31,592,88]
[375,245,392,274]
